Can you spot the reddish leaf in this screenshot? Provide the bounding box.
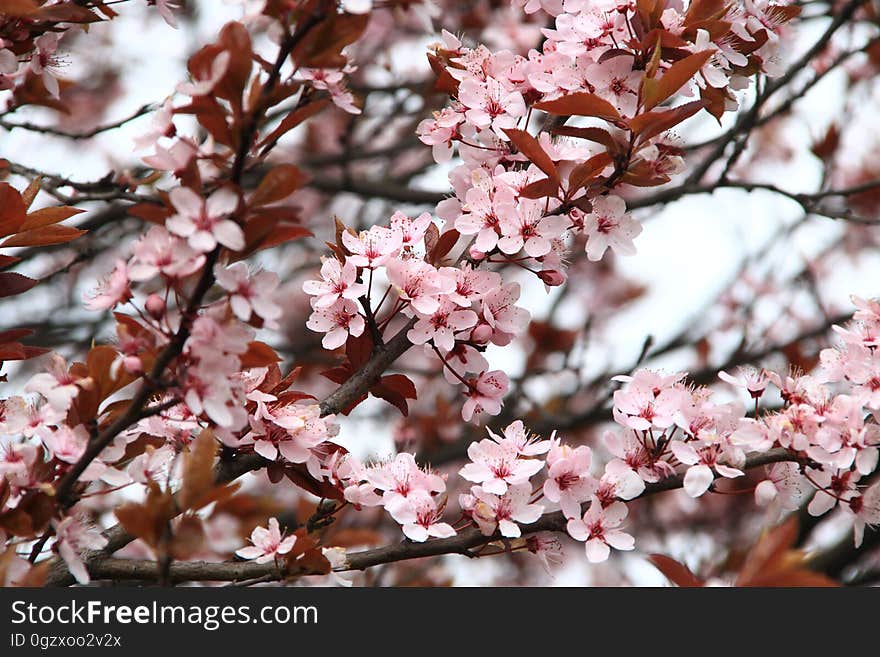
[259,99,330,150]
[21,177,41,210]
[127,201,171,225]
[629,100,706,143]
[643,51,713,111]
[371,373,418,416]
[179,430,218,511]
[534,92,622,123]
[0,272,38,298]
[520,177,561,200]
[1,224,86,248]
[551,126,621,154]
[0,0,37,16]
[502,128,560,186]
[250,165,305,207]
[20,205,85,230]
[239,341,282,368]
[428,228,460,265]
[649,554,704,587]
[0,183,27,237]
[567,151,613,194]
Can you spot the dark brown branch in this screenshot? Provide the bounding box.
[0,104,154,140]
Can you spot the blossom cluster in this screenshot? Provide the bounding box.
[417,1,792,276]
[303,211,530,422]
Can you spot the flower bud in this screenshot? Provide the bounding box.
[145,294,166,319]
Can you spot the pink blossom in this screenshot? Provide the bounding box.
[389,211,433,248]
[53,516,108,585]
[84,259,132,311]
[128,226,205,281]
[457,77,526,139]
[462,370,509,421]
[669,440,744,498]
[587,56,641,116]
[235,517,296,563]
[215,262,282,324]
[25,355,92,412]
[472,283,530,345]
[166,187,244,252]
[459,438,544,495]
[367,452,446,507]
[582,195,641,261]
[306,298,365,350]
[302,257,367,308]
[384,490,456,542]
[463,483,544,538]
[718,366,769,399]
[341,226,402,269]
[407,298,477,352]
[497,199,569,258]
[543,443,596,518]
[386,258,455,316]
[566,497,634,563]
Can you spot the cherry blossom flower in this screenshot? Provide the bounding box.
[235,518,296,563]
[384,491,456,542]
[458,76,526,139]
[462,483,543,538]
[215,262,282,324]
[84,259,132,311]
[670,439,744,498]
[566,497,634,563]
[543,443,597,518]
[29,33,64,98]
[386,258,455,316]
[408,299,477,352]
[341,226,402,269]
[54,516,109,585]
[25,355,92,412]
[462,370,509,421]
[459,438,544,495]
[497,199,569,258]
[128,226,205,281]
[302,257,367,308]
[582,195,642,262]
[166,187,244,252]
[755,462,805,512]
[306,298,365,349]
[718,366,769,399]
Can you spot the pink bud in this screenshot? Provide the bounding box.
[538,269,565,287]
[468,245,487,261]
[471,323,492,344]
[123,356,143,374]
[145,294,166,319]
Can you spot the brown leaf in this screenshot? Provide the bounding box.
[502,128,560,186]
[0,272,38,298]
[534,92,622,123]
[179,430,218,511]
[648,554,704,587]
[0,183,27,237]
[250,165,305,207]
[1,224,86,248]
[239,341,282,368]
[567,151,613,194]
[629,101,706,144]
[0,0,38,16]
[259,99,330,151]
[643,51,713,111]
[20,206,84,230]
